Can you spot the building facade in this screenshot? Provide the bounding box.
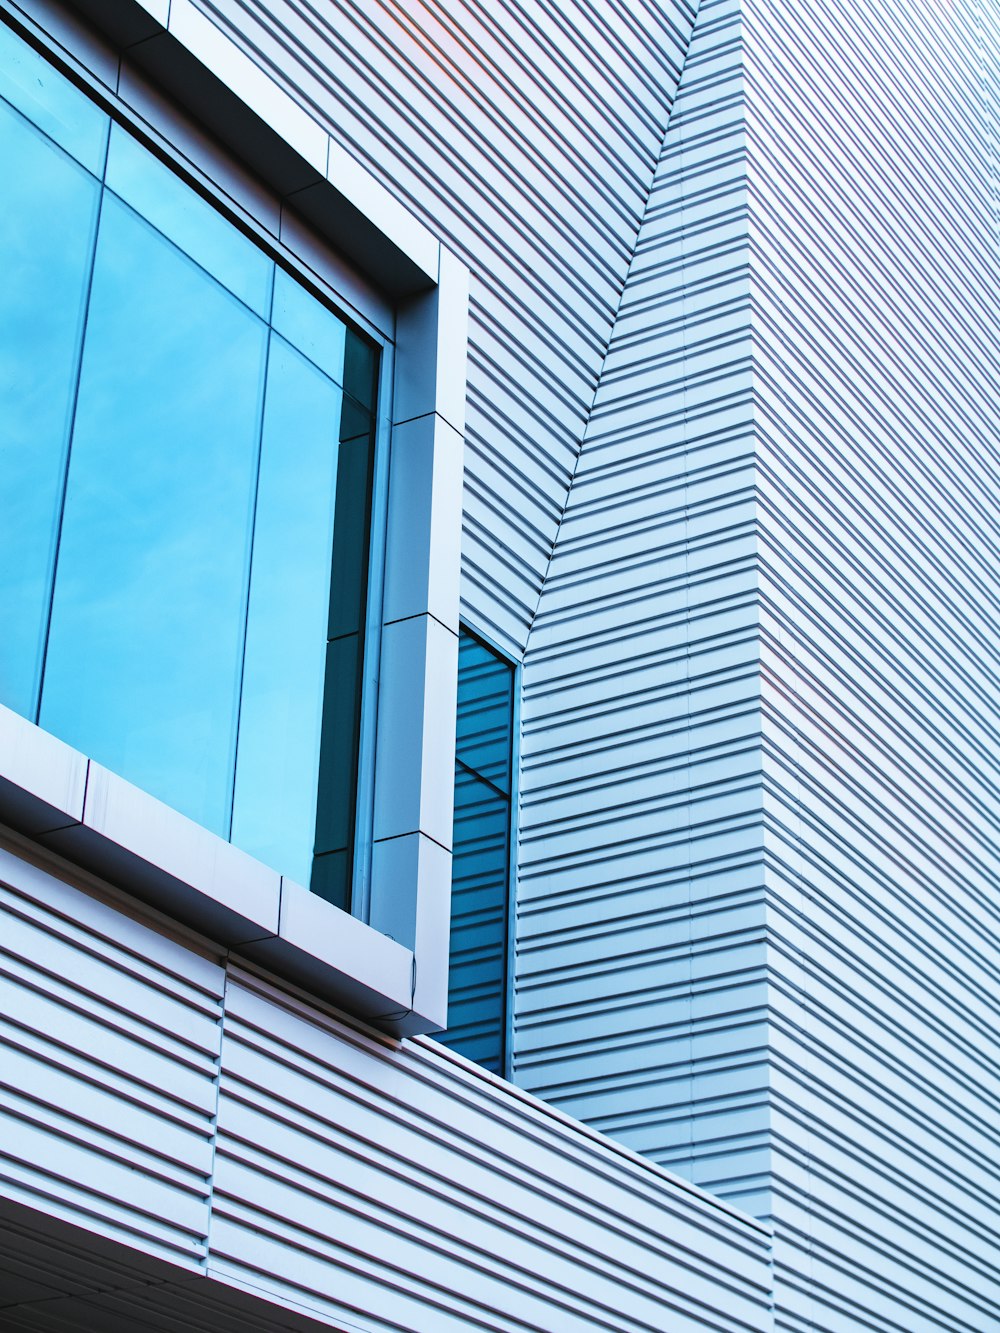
[0,0,997,1329]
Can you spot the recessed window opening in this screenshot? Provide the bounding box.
[0,20,380,910]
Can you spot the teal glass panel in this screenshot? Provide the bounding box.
[312,360,377,906]
[442,629,515,1074]
[105,124,272,317]
[311,634,363,910]
[231,335,344,886]
[0,99,101,717]
[455,633,514,795]
[327,411,375,642]
[39,195,268,835]
[0,23,381,905]
[0,21,109,173]
[447,769,510,1073]
[343,325,379,413]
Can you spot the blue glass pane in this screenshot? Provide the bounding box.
[455,633,514,793]
[40,195,268,835]
[231,335,344,885]
[272,267,346,385]
[0,26,380,897]
[105,124,273,318]
[446,767,510,1073]
[0,100,100,718]
[443,629,514,1073]
[0,21,108,173]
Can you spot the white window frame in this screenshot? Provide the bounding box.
[0,0,467,1035]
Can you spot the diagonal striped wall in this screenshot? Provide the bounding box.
[0,836,775,1332]
[192,0,700,657]
[518,0,771,1219]
[7,0,1000,1325]
[746,0,1000,1325]
[519,3,1000,1325]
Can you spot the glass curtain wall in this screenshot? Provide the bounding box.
[0,23,378,909]
[441,629,515,1075]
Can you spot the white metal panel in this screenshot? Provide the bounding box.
[209,965,773,1333]
[187,0,701,656]
[0,842,773,1328]
[745,0,1000,1324]
[0,839,225,1269]
[519,0,770,1216]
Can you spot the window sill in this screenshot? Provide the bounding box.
[0,703,431,1034]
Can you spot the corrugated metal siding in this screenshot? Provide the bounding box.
[5,0,1000,1325]
[188,0,699,657]
[745,0,1000,1325]
[518,0,770,1218]
[210,964,773,1333]
[0,839,224,1270]
[0,845,775,1329]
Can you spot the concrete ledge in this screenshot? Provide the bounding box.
[0,705,87,836]
[40,762,281,947]
[242,876,413,1025]
[0,705,434,1034]
[63,0,440,297]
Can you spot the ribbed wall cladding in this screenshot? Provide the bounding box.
[0,841,224,1271]
[0,847,775,1330]
[196,0,700,658]
[744,0,1000,1326]
[3,0,999,1326]
[211,965,774,1333]
[518,0,770,1218]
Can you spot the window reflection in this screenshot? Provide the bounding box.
[232,336,345,885]
[105,125,273,318]
[441,630,515,1075]
[40,196,269,835]
[0,98,101,717]
[0,22,379,905]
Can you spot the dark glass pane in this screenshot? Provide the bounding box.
[0,100,101,717]
[0,21,109,173]
[313,633,364,890]
[310,848,351,910]
[40,195,268,835]
[343,327,379,413]
[455,633,514,794]
[105,125,272,318]
[328,411,376,642]
[231,335,344,886]
[442,629,515,1074]
[445,767,510,1073]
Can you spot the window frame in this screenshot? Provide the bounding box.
[0,0,467,1036]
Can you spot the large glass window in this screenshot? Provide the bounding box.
[0,22,378,908]
[440,628,515,1075]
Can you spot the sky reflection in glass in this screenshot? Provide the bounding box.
[232,337,344,885]
[105,125,273,318]
[0,99,101,717]
[0,23,378,900]
[0,20,108,173]
[40,196,268,835]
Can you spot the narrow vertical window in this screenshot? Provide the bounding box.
[440,628,515,1075]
